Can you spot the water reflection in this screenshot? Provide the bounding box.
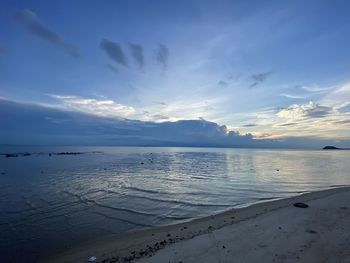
[0,147,349,262]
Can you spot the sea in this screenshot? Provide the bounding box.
[0,146,349,262]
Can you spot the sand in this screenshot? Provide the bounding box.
[43,186,350,263]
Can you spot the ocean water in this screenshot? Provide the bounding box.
[0,146,349,262]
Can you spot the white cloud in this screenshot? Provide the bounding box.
[48,94,220,123]
[227,99,350,140]
[279,93,307,99]
[277,101,334,120]
[49,95,135,118]
[322,82,350,109]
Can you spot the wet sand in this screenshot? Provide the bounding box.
[43,186,350,263]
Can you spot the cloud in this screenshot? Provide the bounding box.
[100,39,128,67]
[279,84,332,101]
[0,98,257,147]
[2,98,350,148]
[242,124,257,127]
[106,63,119,73]
[49,94,135,118]
[151,114,169,120]
[277,101,334,120]
[129,43,144,68]
[154,44,169,69]
[279,93,307,99]
[13,9,80,58]
[218,80,228,87]
[277,122,298,127]
[249,72,271,88]
[297,84,333,93]
[333,119,350,125]
[322,83,350,108]
[232,98,350,140]
[338,103,350,113]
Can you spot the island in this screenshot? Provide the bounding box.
[323,146,350,150]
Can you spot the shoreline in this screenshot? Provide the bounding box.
[43,186,350,263]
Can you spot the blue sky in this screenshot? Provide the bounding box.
[1,0,350,145]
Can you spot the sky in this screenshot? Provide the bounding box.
[1,0,350,147]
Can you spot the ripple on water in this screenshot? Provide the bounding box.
[0,147,349,263]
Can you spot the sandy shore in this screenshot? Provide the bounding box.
[43,186,350,263]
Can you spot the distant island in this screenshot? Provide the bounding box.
[323,146,350,150]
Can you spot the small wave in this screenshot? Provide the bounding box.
[158,214,192,220]
[63,190,158,217]
[124,185,229,198]
[125,193,231,208]
[125,186,163,194]
[257,196,281,201]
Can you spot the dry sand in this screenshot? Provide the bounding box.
[43,186,350,263]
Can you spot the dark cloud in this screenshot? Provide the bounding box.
[242,124,257,127]
[0,98,255,147]
[304,104,333,118]
[107,63,119,73]
[154,44,169,69]
[338,103,350,114]
[100,39,128,67]
[152,114,169,120]
[249,82,259,88]
[3,99,349,149]
[278,123,298,127]
[253,133,272,139]
[333,119,350,125]
[13,9,80,58]
[252,72,270,82]
[250,72,271,88]
[129,43,144,68]
[218,80,228,87]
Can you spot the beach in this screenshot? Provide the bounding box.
[43,186,350,263]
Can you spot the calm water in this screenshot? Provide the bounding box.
[0,146,349,262]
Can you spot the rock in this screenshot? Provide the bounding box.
[56,152,83,155]
[306,228,317,234]
[5,153,18,158]
[293,202,309,208]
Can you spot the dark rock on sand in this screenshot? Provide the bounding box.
[293,202,309,208]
